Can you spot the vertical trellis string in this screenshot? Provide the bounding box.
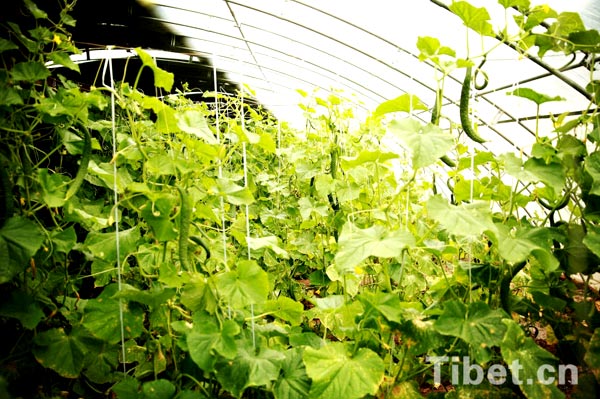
[213,59,232,320]
[102,47,127,372]
[213,60,228,268]
[239,74,256,350]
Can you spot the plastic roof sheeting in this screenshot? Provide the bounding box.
[141,0,598,154]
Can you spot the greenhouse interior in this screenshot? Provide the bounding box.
[3,0,600,398]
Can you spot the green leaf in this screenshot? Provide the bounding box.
[214,259,269,308]
[434,300,507,362]
[211,178,255,206]
[357,291,404,324]
[0,38,18,52]
[307,296,363,339]
[373,94,427,118]
[248,235,289,258]
[47,51,80,73]
[37,168,68,207]
[585,151,600,196]
[187,312,239,372]
[135,48,174,91]
[11,61,50,82]
[398,317,445,356]
[176,109,218,144]
[502,153,565,195]
[33,327,88,378]
[387,118,454,169]
[0,85,23,105]
[303,342,384,399]
[84,226,142,264]
[0,290,45,329]
[110,376,142,399]
[0,217,44,284]
[426,195,495,237]
[50,226,77,254]
[495,224,559,271]
[569,29,600,53]
[82,284,145,343]
[340,150,398,168]
[584,227,600,259]
[500,319,564,398]
[273,348,311,399]
[215,344,285,398]
[335,223,415,274]
[507,88,565,105]
[261,296,304,326]
[142,379,176,399]
[24,0,48,19]
[498,0,530,9]
[584,328,600,381]
[141,197,178,241]
[298,197,329,220]
[416,36,456,61]
[449,1,495,37]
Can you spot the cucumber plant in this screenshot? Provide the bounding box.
[0,1,599,399]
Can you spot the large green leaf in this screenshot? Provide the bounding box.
[135,48,174,91]
[142,379,176,399]
[33,327,91,378]
[335,222,414,274]
[210,178,255,206]
[303,342,384,399]
[341,149,399,169]
[0,216,44,284]
[373,94,428,118]
[357,291,404,325]
[500,320,564,399]
[449,1,495,37]
[247,235,289,258]
[140,197,178,241]
[261,296,304,326]
[37,168,69,207]
[307,296,363,340]
[214,259,269,308]
[273,348,311,399]
[11,61,50,81]
[82,284,145,343]
[387,118,454,169]
[187,312,240,372]
[584,151,600,196]
[507,88,565,105]
[433,300,507,362]
[83,225,142,286]
[495,224,559,271]
[502,153,565,194]
[215,344,285,398]
[426,195,495,237]
[176,108,218,144]
[0,290,45,329]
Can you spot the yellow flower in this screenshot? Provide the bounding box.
[52,34,62,45]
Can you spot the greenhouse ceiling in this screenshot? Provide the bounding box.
[63,0,600,155]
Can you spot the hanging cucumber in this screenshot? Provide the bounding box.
[460,66,486,144]
[177,186,193,272]
[431,88,456,168]
[189,235,211,260]
[64,125,92,201]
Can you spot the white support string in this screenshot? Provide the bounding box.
[213,59,229,270]
[239,72,256,350]
[102,46,127,371]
